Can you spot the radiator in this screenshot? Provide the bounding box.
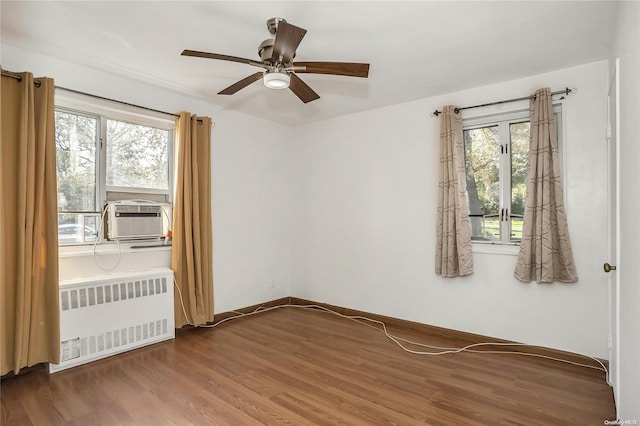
[49,268,175,373]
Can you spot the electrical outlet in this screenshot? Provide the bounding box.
[270,280,276,289]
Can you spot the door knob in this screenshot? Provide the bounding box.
[604,263,617,273]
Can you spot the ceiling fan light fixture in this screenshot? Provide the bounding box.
[263,71,290,89]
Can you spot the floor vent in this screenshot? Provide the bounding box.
[50,268,175,373]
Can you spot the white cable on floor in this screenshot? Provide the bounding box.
[172,289,609,383]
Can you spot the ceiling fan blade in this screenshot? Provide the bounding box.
[218,72,264,95]
[292,62,370,78]
[289,73,320,103]
[271,21,307,64]
[181,50,266,68]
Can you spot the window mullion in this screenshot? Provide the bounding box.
[98,116,107,241]
[499,121,511,244]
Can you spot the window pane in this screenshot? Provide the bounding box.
[464,126,501,241]
[106,120,169,190]
[510,121,530,241]
[58,213,99,245]
[84,216,99,242]
[55,111,97,212]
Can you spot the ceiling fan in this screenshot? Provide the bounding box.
[181,18,370,103]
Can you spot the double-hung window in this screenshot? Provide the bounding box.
[55,95,174,245]
[463,107,562,245]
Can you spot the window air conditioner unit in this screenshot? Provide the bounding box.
[106,202,169,240]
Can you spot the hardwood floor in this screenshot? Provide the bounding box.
[1,306,615,425]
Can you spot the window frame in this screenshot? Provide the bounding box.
[462,104,564,252]
[55,90,175,246]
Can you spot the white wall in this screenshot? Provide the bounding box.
[291,61,610,359]
[211,111,293,311]
[1,44,293,314]
[2,44,617,361]
[614,1,640,420]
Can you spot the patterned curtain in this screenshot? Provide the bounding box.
[435,106,473,277]
[1,70,60,374]
[514,88,578,283]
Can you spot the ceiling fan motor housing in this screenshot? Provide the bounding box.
[260,18,293,63]
[258,39,274,61]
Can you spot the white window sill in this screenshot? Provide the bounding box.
[59,242,172,258]
[471,243,520,256]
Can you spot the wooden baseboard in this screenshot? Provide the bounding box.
[212,297,292,322]
[203,296,607,372]
[287,297,608,371]
[176,297,292,335]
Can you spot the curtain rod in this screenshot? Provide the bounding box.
[2,70,42,87]
[430,87,576,117]
[56,86,180,118]
[2,71,205,124]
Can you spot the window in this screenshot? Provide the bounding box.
[106,119,170,192]
[55,110,100,244]
[55,100,174,245]
[463,108,562,245]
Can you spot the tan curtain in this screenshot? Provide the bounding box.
[171,112,214,327]
[514,88,578,283]
[1,70,60,374]
[435,106,473,277]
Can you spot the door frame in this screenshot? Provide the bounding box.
[607,57,621,402]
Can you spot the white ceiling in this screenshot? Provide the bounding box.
[1,1,618,126]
